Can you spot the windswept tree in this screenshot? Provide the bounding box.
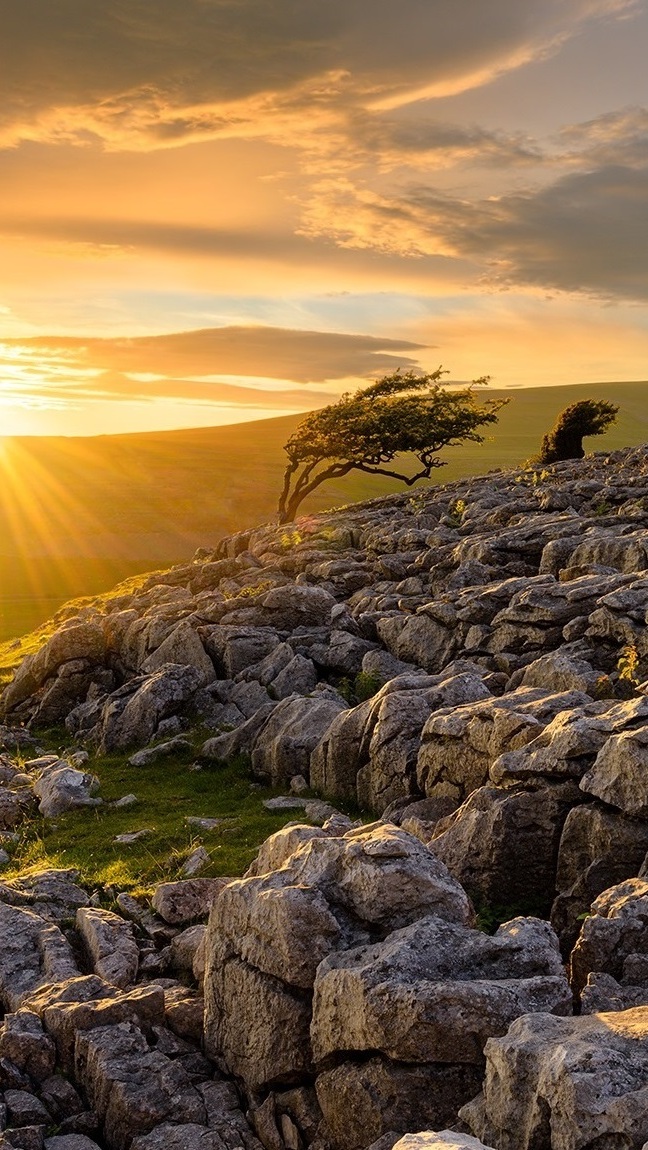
[538,399,619,465]
[277,369,507,523]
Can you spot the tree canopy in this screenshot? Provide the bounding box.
[277,369,507,523]
[538,399,619,465]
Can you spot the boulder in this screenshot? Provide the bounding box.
[418,689,588,805]
[25,977,165,1071]
[461,1008,648,1150]
[376,611,460,673]
[0,1010,56,1081]
[250,694,348,786]
[551,803,648,954]
[204,627,282,678]
[204,824,472,1094]
[580,726,648,816]
[570,876,648,997]
[151,878,230,925]
[431,784,579,916]
[130,1126,235,1150]
[312,669,491,813]
[141,621,215,683]
[315,1060,484,1150]
[519,650,600,695]
[357,672,492,814]
[99,664,207,752]
[45,1137,101,1150]
[312,915,571,1066]
[0,868,89,922]
[128,736,193,768]
[74,1022,205,1150]
[1,622,105,714]
[0,904,79,1011]
[269,654,318,700]
[33,762,101,818]
[75,908,139,989]
[256,584,336,629]
[391,1136,496,1150]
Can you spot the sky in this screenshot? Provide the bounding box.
[0,0,647,436]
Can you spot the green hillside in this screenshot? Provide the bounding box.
[2,380,647,641]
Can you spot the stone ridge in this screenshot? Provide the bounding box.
[2,446,648,1148]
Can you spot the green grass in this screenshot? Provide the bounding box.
[6,741,318,895]
[2,379,648,643]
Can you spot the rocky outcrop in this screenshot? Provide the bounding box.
[5,446,648,1148]
[461,1008,648,1150]
[0,866,262,1150]
[204,822,570,1149]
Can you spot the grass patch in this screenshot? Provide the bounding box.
[6,742,318,895]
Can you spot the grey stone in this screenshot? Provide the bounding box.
[151,878,230,925]
[74,1022,205,1150]
[75,907,139,989]
[33,762,101,818]
[461,1008,648,1150]
[128,737,193,768]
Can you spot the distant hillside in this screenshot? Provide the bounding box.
[1,379,648,639]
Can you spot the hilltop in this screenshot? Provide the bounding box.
[2,436,648,1150]
[2,379,648,641]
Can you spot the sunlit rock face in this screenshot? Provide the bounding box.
[4,448,648,1147]
[203,821,570,1149]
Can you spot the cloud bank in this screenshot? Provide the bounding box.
[5,325,425,382]
[0,1,636,147]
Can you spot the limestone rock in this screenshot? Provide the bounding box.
[26,977,165,1072]
[0,904,79,1011]
[250,694,348,786]
[551,803,648,954]
[0,868,89,922]
[151,878,230,925]
[431,784,577,915]
[205,626,282,678]
[204,824,472,1095]
[33,762,101,818]
[519,649,600,695]
[392,1136,496,1150]
[315,1060,484,1150]
[580,726,648,816]
[99,664,206,752]
[74,1021,205,1150]
[141,621,215,683]
[2,622,105,714]
[0,1010,56,1081]
[75,908,139,989]
[45,1137,101,1150]
[462,1008,648,1150]
[570,876,648,997]
[312,915,571,1066]
[128,736,193,768]
[44,1138,101,1150]
[418,688,587,805]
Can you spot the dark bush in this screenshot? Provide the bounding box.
[538,399,618,464]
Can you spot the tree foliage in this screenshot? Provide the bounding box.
[277,369,506,523]
[538,399,619,465]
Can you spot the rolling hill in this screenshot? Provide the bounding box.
[2,379,648,640]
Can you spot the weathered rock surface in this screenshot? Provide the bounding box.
[462,1008,648,1150]
[75,908,139,988]
[151,878,230,925]
[570,876,648,998]
[392,1136,496,1150]
[6,447,648,1148]
[204,820,572,1147]
[33,760,101,817]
